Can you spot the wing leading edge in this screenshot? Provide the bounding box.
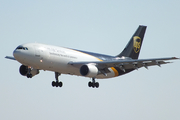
[5,56,16,60]
[69,57,179,76]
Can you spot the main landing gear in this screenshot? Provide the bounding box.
[50,73,99,88]
[52,72,63,87]
[88,78,99,88]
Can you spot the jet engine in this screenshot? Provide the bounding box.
[80,64,98,77]
[19,65,39,77]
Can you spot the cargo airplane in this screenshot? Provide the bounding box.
[5,25,179,88]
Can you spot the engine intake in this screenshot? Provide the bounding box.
[19,65,28,76]
[80,64,98,77]
[19,65,39,77]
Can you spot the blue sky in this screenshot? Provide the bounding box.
[1,0,180,120]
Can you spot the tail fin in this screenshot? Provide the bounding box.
[117,25,147,59]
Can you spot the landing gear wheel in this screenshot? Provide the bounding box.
[52,81,63,87]
[27,73,32,78]
[92,84,95,88]
[52,81,56,87]
[26,67,33,78]
[55,82,59,87]
[58,82,63,87]
[52,72,63,88]
[88,78,99,88]
[88,81,92,87]
[95,82,99,88]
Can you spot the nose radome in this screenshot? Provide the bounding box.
[13,49,20,59]
[13,49,17,57]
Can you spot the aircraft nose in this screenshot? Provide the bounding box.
[13,49,17,57]
[13,49,20,59]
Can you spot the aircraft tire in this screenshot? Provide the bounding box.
[92,83,95,88]
[55,82,59,87]
[59,82,63,87]
[27,73,32,78]
[88,81,99,88]
[52,81,56,87]
[88,81,92,87]
[52,81,63,87]
[29,74,32,78]
[95,82,99,88]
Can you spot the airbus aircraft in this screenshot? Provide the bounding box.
[5,25,179,88]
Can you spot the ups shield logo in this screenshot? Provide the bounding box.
[133,36,141,53]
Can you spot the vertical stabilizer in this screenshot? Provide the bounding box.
[117,25,147,59]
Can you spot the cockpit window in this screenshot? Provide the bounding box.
[24,47,28,50]
[16,46,28,50]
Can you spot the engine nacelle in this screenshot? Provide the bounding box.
[19,65,39,77]
[80,64,98,77]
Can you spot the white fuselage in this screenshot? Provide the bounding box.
[13,43,117,79]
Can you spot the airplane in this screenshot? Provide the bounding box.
[5,25,179,88]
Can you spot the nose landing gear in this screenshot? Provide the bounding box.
[27,67,32,78]
[27,73,32,78]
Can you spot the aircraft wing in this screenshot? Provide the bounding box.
[69,57,179,71]
[5,56,16,60]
